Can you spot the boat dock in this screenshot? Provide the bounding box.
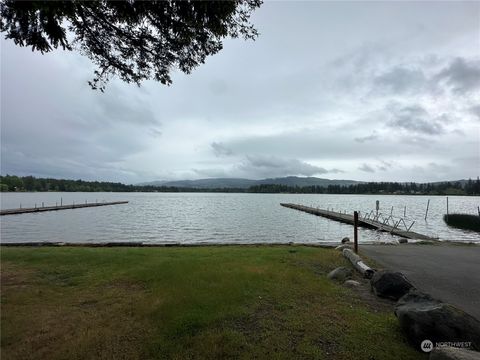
[0,201,129,216]
[280,203,437,241]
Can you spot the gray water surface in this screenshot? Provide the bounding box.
[1,192,479,244]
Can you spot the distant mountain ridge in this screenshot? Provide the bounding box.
[138,176,362,189]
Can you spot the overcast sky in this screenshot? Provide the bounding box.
[1,1,479,184]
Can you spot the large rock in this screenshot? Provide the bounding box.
[395,290,480,351]
[430,347,480,360]
[370,270,414,300]
[327,267,353,282]
[341,237,350,244]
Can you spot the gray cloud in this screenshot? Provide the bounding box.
[192,167,230,178]
[374,66,426,94]
[239,155,339,178]
[222,124,449,163]
[469,105,480,120]
[1,1,479,183]
[149,128,162,138]
[435,57,480,94]
[386,104,444,135]
[0,46,160,183]
[94,87,160,127]
[211,142,234,157]
[359,163,375,173]
[354,132,379,143]
[377,160,393,171]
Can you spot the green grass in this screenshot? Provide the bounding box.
[1,245,424,360]
[444,213,480,232]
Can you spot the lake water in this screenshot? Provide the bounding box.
[1,192,479,244]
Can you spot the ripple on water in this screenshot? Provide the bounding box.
[1,192,479,244]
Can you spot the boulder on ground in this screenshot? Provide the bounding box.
[344,280,361,288]
[398,238,408,244]
[327,267,353,282]
[341,237,350,244]
[370,270,414,300]
[395,290,480,351]
[430,346,480,360]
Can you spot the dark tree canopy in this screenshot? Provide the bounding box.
[0,0,261,90]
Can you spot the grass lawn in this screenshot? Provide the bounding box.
[1,245,424,360]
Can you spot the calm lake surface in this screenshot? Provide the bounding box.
[1,192,479,244]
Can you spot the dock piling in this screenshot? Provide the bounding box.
[446,197,449,221]
[425,199,430,220]
[354,211,359,254]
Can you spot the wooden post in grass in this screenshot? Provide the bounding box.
[354,211,359,254]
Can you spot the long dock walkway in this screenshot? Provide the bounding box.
[280,203,437,241]
[0,201,128,216]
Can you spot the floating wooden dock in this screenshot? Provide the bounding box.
[280,203,437,241]
[0,201,128,216]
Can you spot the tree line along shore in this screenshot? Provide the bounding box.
[1,175,479,196]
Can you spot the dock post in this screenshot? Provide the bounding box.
[354,211,359,254]
[390,206,393,216]
[42,202,44,208]
[376,200,379,215]
[61,198,63,206]
[404,205,406,217]
[446,197,449,221]
[425,199,430,220]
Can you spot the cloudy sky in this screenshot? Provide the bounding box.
[1,1,479,184]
